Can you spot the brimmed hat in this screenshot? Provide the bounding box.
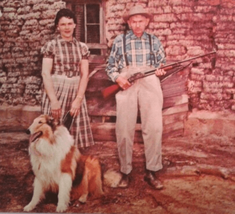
[123,5,153,22]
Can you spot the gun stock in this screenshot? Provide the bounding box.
[102,84,121,99]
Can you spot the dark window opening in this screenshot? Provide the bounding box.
[90,49,101,55]
[73,4,100,44]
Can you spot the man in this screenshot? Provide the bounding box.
[106,4,166,189]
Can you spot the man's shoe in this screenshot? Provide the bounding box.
[118,173,129,188]
[144,170,163,190]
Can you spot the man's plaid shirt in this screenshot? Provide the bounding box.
[106,30,166,82]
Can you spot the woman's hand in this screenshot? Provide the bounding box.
[70,96,83,116]
[51,99,62,120]
[116,75,132,90]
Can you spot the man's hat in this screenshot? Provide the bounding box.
[123,5,153,22]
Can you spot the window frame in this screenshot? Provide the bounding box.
[65,0,106,64]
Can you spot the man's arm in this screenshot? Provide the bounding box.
[106,36,123,82]
[106,36,131,90]
[152,36,166,76]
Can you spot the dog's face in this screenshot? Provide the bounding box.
[27,115,59,144]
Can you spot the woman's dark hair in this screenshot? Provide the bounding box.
[54,8,77,29]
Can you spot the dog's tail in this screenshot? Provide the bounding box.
[103,169,122,188]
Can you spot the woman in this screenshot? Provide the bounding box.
[41,8,94,148]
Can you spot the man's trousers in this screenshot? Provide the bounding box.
[115,73,163,174]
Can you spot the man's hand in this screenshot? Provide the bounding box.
[116,75,132,90]
[155,68,166,77]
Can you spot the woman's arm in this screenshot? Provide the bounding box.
[41,57,61,119]
[70,59,89,116]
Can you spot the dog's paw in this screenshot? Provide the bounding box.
[56,204,68,213]
[23,204,35,212]
[78,194,88,204]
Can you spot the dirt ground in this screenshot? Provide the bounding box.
[1,131,235,214]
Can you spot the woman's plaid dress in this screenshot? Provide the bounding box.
[41,35,94,148]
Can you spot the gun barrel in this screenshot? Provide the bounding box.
[161,50,216,70]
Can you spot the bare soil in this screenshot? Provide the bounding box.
[1,132,235,214]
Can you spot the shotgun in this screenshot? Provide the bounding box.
[102,50,216,99]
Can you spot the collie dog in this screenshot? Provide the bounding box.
[23,114,103,212]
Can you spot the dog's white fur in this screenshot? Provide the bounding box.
[24,115,77,212]
[24,115,103,212]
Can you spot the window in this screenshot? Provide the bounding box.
[66,0,106,64]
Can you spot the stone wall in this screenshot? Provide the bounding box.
[0,0,65,106]
[0,0,235,112]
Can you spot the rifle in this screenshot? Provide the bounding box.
[102,50,216,99]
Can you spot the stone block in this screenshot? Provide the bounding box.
[184,110,235,138]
